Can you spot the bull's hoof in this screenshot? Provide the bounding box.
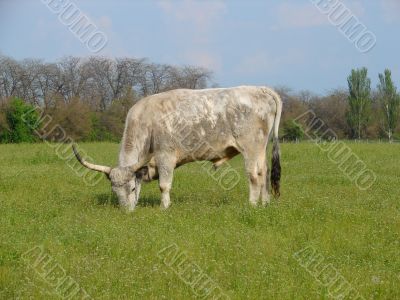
[249,201,258,207]
[123,205,136,213]
[160,202,171,210]
[261,198,271,207]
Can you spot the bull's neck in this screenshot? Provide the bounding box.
[118,146,140,168]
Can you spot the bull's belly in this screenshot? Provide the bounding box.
[177,145,240,167]
[144,145,240,182]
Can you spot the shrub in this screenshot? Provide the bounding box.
[0,98,39,143]
[283,119,304,141]
[89,96,134,142]
[44,98,93,142]
[88,113,119,142]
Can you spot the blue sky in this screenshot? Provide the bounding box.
[0,0,399,94]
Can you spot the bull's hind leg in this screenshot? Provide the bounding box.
[156,153,176,210]
[260,157,270,206]
[243,148,269,206]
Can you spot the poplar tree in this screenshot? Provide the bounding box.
[377,69,400,142]
[346,68,371,139]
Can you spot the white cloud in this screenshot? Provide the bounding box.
[87,15,131,57]
[156,0,226,69]
[273,2,329,30]
[97,15,112,31]
[380,0,400,23]
[184,51,221,70]
[157,0,226,30]
[235,50,304,75]
[345,1,365,16]
[272,1,366,30]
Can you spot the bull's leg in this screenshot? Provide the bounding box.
[127,189,138,211]
[156,154,176,210]
[260,158,270,206]
[244,157,262,206]
[159,170,174,209]
[243,149,268,206]
[247,163,261,206]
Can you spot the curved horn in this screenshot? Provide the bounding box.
[72,144,111,175]
[127,156,151,173]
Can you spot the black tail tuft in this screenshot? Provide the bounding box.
[271,138,281,197]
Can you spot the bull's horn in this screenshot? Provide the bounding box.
[72,144,112,175]
[127,157,151,173]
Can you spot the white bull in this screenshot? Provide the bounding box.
[73,86,282,210]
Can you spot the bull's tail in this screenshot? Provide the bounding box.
[270,91,282,197]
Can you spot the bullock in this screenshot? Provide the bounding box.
[73,86,282,211]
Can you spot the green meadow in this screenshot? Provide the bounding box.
[0,142,399,299]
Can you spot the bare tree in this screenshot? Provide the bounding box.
[168,65,212,90]
[309,89,350,139]
[147,63,172,94]
[58,56,88,102]
[0,55,22,98]
[0,55,213,111]
[121,58,146,93]
[183,66,212,89]
[35,62,63,108]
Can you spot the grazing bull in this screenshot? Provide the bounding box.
[73,86,282,211]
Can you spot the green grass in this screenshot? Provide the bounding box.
[0,142,399,299]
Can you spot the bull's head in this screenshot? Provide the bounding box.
[72,145,148,211]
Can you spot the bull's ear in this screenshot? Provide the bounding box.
[135,166,148,180]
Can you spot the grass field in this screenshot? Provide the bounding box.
[0,142,399,299]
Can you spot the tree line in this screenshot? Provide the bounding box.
[0,55,399,143]
[280,67,400,142]
[0,55,213,142]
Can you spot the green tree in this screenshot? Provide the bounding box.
[0,98,40,143]
[283,119,304,141]
[346,67,371,139]
[377,69,400,142]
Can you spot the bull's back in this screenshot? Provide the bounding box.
[136,86,277,123]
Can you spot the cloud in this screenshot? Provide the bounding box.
[273,2,329,30]
[157,0,226,31]
[184,51,221,70]
[89,15,136,58]
[272,1,365,30]
[235,50,304,75]
[380,0,400,23]
[97,16,112,31]
[156,0,226,70]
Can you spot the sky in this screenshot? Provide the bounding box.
[0,0,399,94]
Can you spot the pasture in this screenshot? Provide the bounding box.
[0,142,399,299]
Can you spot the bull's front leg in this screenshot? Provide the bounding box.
[156,153,176,209]
[127,191,139,211]
[159,168,174,209]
